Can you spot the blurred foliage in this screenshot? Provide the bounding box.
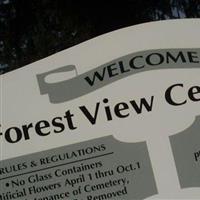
[0,0,199,73]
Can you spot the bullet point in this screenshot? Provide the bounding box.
[6,183,9,187]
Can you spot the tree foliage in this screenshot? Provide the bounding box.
[0,0,199,73]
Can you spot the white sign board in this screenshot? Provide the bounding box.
[1,19,200,199]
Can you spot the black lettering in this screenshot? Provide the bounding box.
[103,98,112,121]
[5,127,22,143]
[84,67,106,86]
[166,51,186,63]
[22,123,33,140]
[64,111,77,130]
[188,86,200,101]
[114,102,129,118]
[107,63,118,77]
[130,96,154,114]
[35,120,50,136]
[79,103,100,124]
[146,53,164,66]
[187,51,199,63]
[165,83,187,106]
[52,117,65,133]
[119,61,130,73]
[129,56,144,69]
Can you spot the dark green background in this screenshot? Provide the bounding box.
[0,0,199,74]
